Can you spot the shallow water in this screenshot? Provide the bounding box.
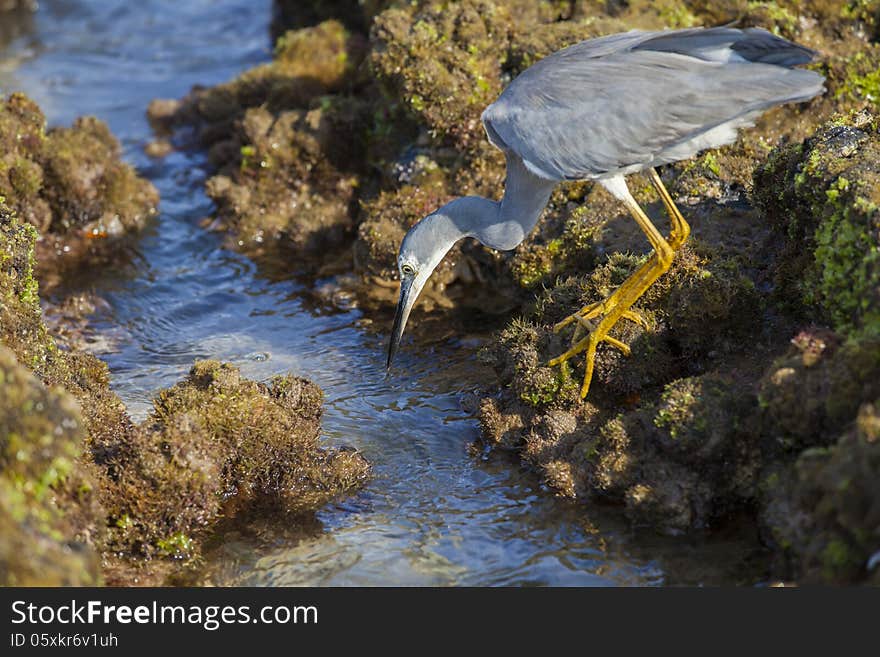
[0,0,761,585]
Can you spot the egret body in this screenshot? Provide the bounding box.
[386,26,824,397]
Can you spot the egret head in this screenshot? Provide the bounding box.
[386,211,464,369]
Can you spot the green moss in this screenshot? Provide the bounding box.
[812,197,880,337]
[275,19,349,67]
[754,110,880,336]
[822,538,859,577]
[656,0,699,28]
[156,532,195,559]
[841,1,880,39]
[654,380,700,439]
[835,52,880,106]
[8,156,43,198]
[746,2,799,36]
[701,152,721,178]
[0,346,102,585]
[510,208,600,289]
[519,360,575,407]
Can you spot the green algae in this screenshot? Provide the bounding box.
[0,345,103,586]
[371,1,512,151]
[783,402,880,582]
[0,93,159,289]
[754,110,880,337]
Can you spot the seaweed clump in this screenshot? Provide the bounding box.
[101,361,369,559]
[0,93,158,286]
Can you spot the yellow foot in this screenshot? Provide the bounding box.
[548,312,643,398]
[547,327,606,399]
[553,300,650,334]
[566,314,631,356]
[549,298,653,399]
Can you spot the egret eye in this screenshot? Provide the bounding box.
[401,263,416,276]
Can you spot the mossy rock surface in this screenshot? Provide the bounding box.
[0,345,103,586]
[754,109,880,337]
[0,93,158,285]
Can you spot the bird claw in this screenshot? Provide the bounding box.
[568,314,630,355]
[548,299,650,398]
[554,301,650,334]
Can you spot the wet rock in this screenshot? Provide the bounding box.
[150,19,366,152]
[0,93,158,285]
[763,402,880,584]
[758,332,880,451]
[98,361,369,559]
[271,0,391,37]
[204,99,368,258]
[479,344,764,533]
[756,328,880,582]
[150,20,370,263]
[370,1,513,152]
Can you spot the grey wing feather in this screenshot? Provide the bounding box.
[482,27,824,180]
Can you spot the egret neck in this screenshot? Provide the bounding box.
[386,154,555,368]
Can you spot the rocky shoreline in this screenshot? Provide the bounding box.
[2,0,878,585]
[145,0,879,583]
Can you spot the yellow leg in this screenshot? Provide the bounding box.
[648,168,690,245]
[553,173,678,335]
[549,172,690,398]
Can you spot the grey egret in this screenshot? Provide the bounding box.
[386,26,824,398]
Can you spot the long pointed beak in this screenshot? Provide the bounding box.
[386,275,422,370]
